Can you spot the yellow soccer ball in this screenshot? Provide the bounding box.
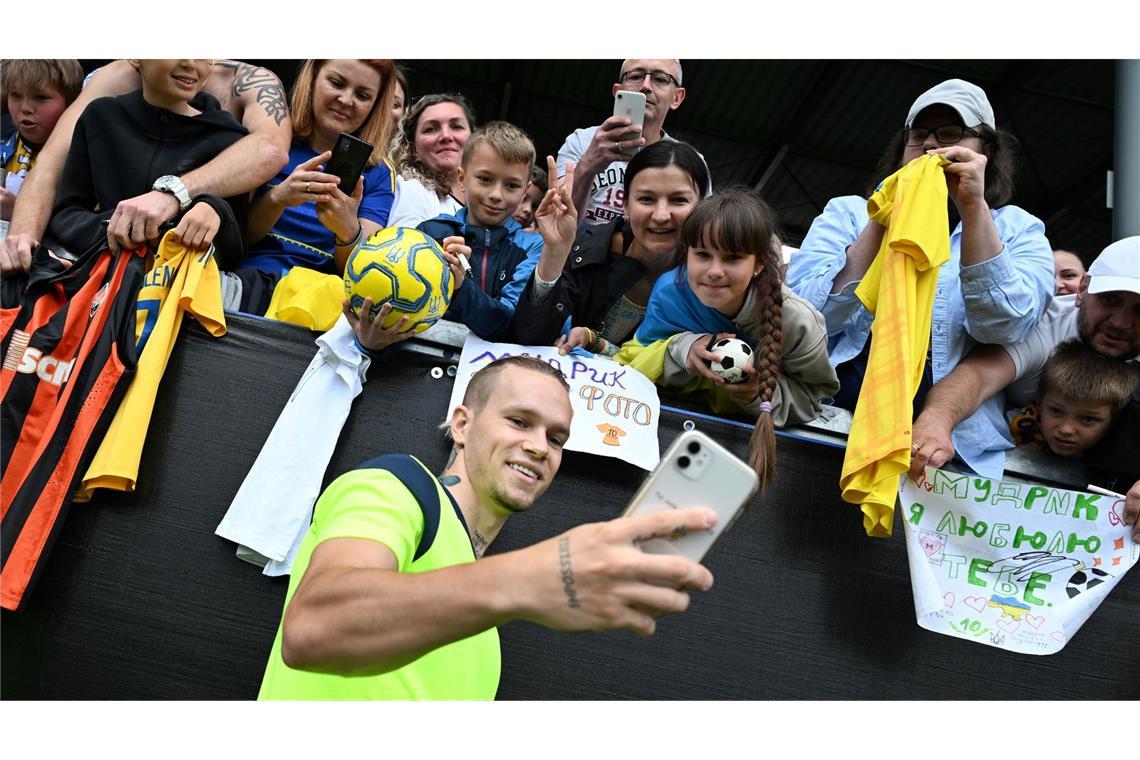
[343,227,455,333]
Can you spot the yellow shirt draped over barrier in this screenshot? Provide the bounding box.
[77,232,227,498]
[840,154,950,537]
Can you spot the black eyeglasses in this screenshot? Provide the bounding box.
[618,69,678,88]
[903,125,981,147]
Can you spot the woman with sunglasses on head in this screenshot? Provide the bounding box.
[387,93,476,228]
[786,78,1053,476]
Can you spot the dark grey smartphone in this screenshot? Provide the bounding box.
[326,133,373,194]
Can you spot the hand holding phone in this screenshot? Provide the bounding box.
[621,430,757,563]
[611,91,646,156]
[326,133,373,194]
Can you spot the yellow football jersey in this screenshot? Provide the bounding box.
[77,231,226,499]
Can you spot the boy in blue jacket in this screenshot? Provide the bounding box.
[415,121,543,341]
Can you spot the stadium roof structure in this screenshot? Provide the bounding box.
[197,59,1118,260]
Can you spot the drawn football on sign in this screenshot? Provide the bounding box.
[1065,567,1111,598]
[708,337,753,384]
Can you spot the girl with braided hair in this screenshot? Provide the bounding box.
[616,188,838,487]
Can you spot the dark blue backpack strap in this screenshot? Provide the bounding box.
[353,453,441,561]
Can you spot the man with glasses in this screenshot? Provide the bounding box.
[557,59,701,226]
[786,78,1053,479]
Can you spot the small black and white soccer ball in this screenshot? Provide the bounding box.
[708,337,753,384]
[1065,567,1112,598]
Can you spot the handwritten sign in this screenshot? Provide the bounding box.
[446,337,661,470]
[900,468,1137,655]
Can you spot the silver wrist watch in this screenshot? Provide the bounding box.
[152,175,191,211]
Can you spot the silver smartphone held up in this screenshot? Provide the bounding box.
[612,91,646,155]
[621,430,758,563]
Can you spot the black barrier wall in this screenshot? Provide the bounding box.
[2,314,1138,699]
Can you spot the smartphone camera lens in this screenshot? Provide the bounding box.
[687,441,700,454]
[677,456,690,469]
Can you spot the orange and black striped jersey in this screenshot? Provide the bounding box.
[1,245,147,611]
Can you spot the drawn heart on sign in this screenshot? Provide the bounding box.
[922,536,943,557]
[1108,501,1123,526]
[943,592,955,609]
[996,618,1020,634]
[965,596,987,613]
[1025,614,1045,629]
[923,482,933,492]
[1051,631,1066,644]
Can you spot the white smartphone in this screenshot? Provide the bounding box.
[621,430,758,563]
[612,91,646,155]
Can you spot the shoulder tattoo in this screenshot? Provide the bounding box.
[232,64,289,127]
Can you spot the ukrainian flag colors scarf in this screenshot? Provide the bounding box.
[614,269,753,414]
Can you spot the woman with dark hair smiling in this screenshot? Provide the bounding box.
[786,78,1053,477]
[511,139,709,356]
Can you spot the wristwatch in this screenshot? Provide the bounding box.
[152,175,191,211]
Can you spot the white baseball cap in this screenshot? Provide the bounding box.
[1087,236,1140,295]
[905,79,996,130]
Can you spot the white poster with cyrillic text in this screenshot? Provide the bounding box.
[447,337,660,470]
[900,467,1137,655]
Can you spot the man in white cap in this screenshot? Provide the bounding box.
[787,78,1054,479]
[556,59,704,226]
[910,236,1140,539]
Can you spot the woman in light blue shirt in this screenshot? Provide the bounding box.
[786,79,1053,478]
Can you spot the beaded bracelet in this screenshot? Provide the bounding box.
[584,327,607,354]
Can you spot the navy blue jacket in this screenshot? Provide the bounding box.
[417,208,542,341]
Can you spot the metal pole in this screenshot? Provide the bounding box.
[755,144,789,193]
[1113,59,1140,239]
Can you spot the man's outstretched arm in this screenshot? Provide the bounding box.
[909,343,1017,479]
[180,60,291,200]
[104,62,292,253]
[281,508,717,677]
[1,60,291,274]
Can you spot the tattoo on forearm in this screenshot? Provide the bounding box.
[233,65,289,126]
[558,538,580,608]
